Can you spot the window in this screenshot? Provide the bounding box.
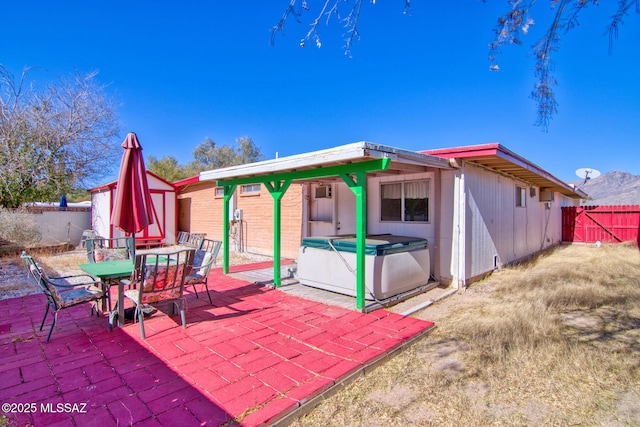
[241,184,261,195]
[516,186,527,207]
[381,180,430,222]
[214,187,225,197]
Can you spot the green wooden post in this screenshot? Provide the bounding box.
[340,171,367,310]
[222,184,236,274]
[264,180,291,287]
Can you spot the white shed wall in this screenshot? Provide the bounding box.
[90,173,177,243]
[91,190,112,238]
[164,192,177,245]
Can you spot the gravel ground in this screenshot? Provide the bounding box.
[0,258,38,300]
[0,249,273,301]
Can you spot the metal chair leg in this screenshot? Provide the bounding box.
[39,304,50,332]
[46,312,58,342]
[204,285,213,305]
[138,309,146,339]
[180,308,186,329]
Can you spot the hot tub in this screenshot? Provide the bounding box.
[296,234,430,300]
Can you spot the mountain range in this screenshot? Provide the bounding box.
[575,171,640,206]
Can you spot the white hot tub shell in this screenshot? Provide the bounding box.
[296,234,430,301]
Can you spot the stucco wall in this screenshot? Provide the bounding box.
[30,210,91,246]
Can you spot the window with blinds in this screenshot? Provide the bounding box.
[380,180,430,222]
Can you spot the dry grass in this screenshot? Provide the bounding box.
[291,244,640,427]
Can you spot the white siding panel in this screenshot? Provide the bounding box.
[165,192,177,244]
[463,163,574,280]
[91,190,112,238]
[438,169,459,285]
[463,165,510,279]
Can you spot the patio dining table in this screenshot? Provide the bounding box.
[79,253,183,328]
[79,259,134,327]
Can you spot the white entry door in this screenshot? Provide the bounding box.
[335,182,356,235]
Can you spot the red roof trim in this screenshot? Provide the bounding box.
[172,175,200,187]
[421,143,586,198]
[88,170,176,193]
[146,170,175,188]
[87,180,117,192]
[419,143,501,159]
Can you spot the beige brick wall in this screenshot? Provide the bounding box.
[177,181,303,259]
[177,182,224,241]
[236,184,303,259]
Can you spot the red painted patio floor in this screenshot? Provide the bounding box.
[0,262,434,426]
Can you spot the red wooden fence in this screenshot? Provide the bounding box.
[562,205,640,244]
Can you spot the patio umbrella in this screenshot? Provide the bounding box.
[111,132,154,235]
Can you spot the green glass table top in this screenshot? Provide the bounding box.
[79,259,134,279]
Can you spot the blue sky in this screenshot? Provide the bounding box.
[2,1,638,184]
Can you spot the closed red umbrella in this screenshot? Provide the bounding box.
[111,132,154,235]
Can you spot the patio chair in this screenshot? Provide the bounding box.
[176,231,189,245]
[122,248,195,339]
[186,233,206,248]
[177,231,206,247]
[184,239,222,304]
[20,251,104,342]
[85,235,135,263]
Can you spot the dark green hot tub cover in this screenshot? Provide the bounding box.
[301,234,428,256]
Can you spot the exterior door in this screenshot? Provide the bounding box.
[335,182,356,235]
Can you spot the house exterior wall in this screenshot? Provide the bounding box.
[461,163,575,282]
[177,181,224,240]
[236,184,303,259]
[177,181,304,259]
[178,155,580,283]
[437,169,459,286]
[367,170,437,276]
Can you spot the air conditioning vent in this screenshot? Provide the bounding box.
[315,185,332,199]
[539,190,555,202]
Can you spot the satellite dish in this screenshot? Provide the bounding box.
[575,168,601,180]
[575,168,601,189]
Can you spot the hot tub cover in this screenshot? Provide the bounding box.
[300,234,428,256]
